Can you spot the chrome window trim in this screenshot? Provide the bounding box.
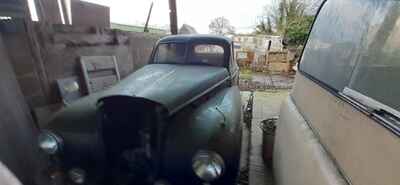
[342,87,400,119]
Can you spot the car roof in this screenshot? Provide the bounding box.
[159,34,232,45]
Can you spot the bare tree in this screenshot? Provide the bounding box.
[306,0,324,13]
[209,17,235,35]
[255,16,274,34]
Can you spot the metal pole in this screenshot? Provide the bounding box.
[168,0,178,35]
[144,2,154,32]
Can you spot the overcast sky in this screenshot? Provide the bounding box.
[81,0,272,33]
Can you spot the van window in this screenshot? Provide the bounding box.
[300,0,368,91]
[348,2,400,112]
[301,0,400,115]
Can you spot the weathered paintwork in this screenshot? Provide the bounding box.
[42,35,242,185]
[101,64,230,115]
[163,86,242,184]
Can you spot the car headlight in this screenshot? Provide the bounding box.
[38,131,62,155]
[68,168,86,184]
[192,150,225,182]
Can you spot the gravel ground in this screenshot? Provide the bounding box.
[240,74,295,91]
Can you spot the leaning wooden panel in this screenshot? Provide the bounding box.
[291,73,400,185]
[80,56,120,94]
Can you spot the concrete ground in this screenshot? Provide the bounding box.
[240,90,291,185]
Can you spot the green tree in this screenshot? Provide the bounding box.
[285,16,314,45]
[257,0,321,46]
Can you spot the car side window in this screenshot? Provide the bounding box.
[300,0,400,116]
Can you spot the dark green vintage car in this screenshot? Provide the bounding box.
[39,35,243,185]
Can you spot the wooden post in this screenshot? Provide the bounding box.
[168,0,178,35]
[24,0,52,102]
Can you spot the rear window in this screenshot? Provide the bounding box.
[191,44,225,66]
[153,43,226,67]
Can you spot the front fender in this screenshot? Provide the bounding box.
[163,86,242,183]
[40,93,107,183]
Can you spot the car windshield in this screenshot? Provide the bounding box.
[153,43,226,67]
[154,43,186,64]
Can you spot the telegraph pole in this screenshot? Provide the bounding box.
[168,0,178,35]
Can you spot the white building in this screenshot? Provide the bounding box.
[233,34,283,53]
[233,34,284,67]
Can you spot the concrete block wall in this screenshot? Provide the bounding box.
[71,0,110,28]
[40,24,162,105]
[6,22,162,110]
[128,32,158,69]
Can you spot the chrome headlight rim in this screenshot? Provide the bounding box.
[192,150,225,182]
[68,168,86,184]
[38,130,62,155]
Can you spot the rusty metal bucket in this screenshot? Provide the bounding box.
[260,117,278,166]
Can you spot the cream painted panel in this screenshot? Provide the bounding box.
[292,73,400,185]
[274,97,347,185]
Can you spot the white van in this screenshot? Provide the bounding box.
[274,1,400,185]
